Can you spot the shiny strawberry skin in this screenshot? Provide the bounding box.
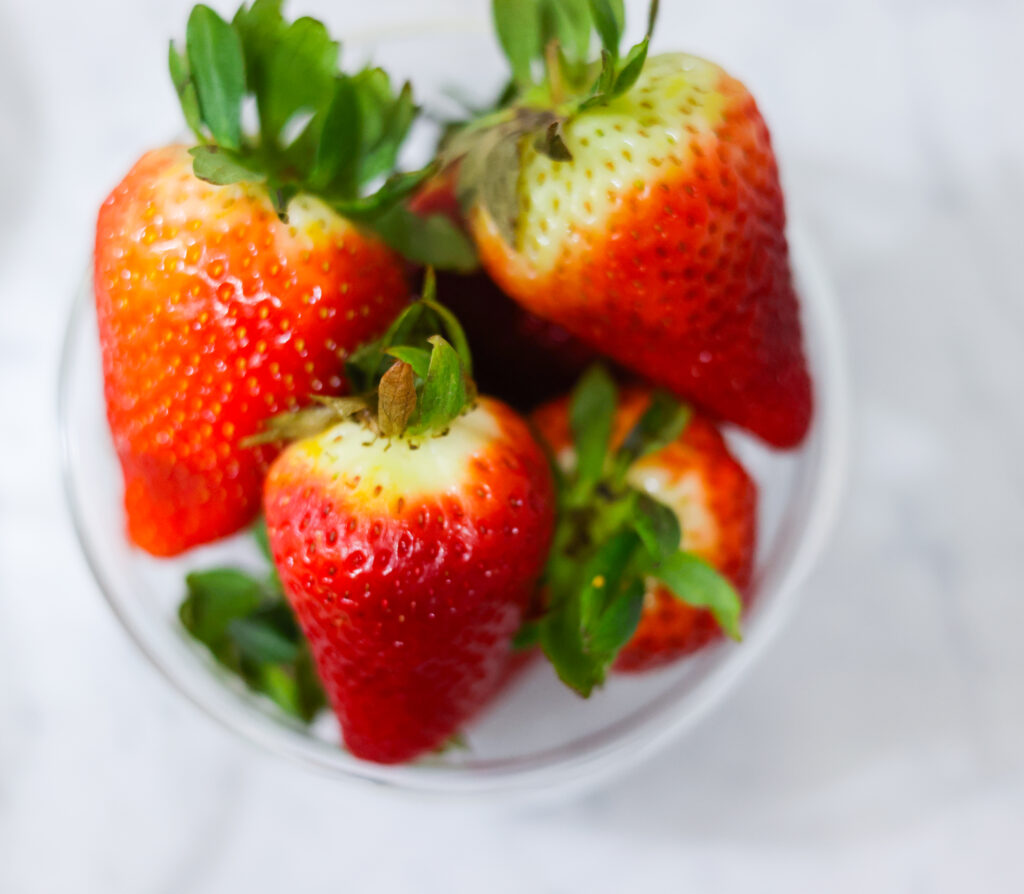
[95,145,408,556]
[532,388,757,672]
[263,398,555,764]
[471,54,812,448]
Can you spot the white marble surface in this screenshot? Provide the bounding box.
[1,0,1023,891]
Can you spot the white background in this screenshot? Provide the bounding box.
[2,0,1023,891]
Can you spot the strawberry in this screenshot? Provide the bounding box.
[454,1,813,447]
[96,146,408,555]
[515,365,747,695]
[532,385,757,673]
[261,294,555,763]
[95,2,470,556]
[408,168,601,409]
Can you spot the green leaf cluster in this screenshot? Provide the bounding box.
[169,2,475,266]
[531,366,743,697]
[490,0,658,118]
[179,520,326,722]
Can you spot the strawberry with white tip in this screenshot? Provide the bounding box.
[260,288,556,763]
[455,0,813,448]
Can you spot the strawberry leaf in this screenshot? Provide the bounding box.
[630,491,682,562]
[540,0,592,66]
[539,591,596,695]
[534,120,573,161]
[588,0,623,60]
[311,75,360,193]
[181,568,265,643]
[357,80,417,186]
[479,133,527,248]
[587,577,645,659]
[228,614,300,664]
[539,528,646,696]
[168,42,204,139]
[189,145,266,185]
[493,0,541,87]
[345,302,426,393]
[512,619,541,650]
[569,365,617,499]
[179,551,326,723]
[186,5,246,151]
[385,346,431,380]
[371,205,478,272]
[420,292,475,378]
[258,14,338,145]
[242,395,367,446]
[534,371,740,698]
[232,0,284,94]
[332,166,435,219]
[612,36,649,96]
[612,390,691,482]
[174,2,430,241]
[407,336,469,436]
[653,551,744,641]
[578,528,639,628]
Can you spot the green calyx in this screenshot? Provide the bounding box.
[169,1,474,268]
[492,0,659,118]
[346,269,477,439]
[524,366,743,698]
[448,0,657,246]
[246,270,477,446]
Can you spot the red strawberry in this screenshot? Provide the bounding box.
[96,146,407,555]
[262,302,556,763]
[458,6,812,447]
[93,3,451,555]
[532,387,757,672]
[408,170,599,409]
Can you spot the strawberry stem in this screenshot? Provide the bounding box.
[544,39,566,105]
[377,361,418,438]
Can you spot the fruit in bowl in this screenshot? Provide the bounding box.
[73,0,828,773]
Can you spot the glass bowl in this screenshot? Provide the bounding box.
[59,23,850,797]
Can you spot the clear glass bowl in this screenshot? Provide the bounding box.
[58,24,850,797]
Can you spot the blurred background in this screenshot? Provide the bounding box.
[1,0,1021,891]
